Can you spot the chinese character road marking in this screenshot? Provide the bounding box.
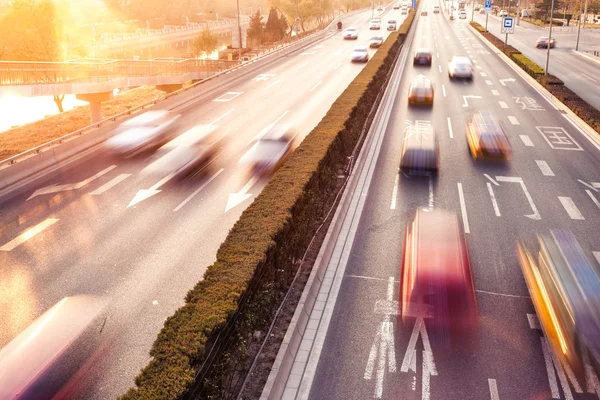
[536,126,583,151]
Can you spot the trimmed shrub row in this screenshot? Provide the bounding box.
[120,8,417,400]
[470,21,600,133]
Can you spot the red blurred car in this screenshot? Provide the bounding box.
[401,209,478,336]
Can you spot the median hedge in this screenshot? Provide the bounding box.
[120,9,417,400]
[470,21,600,133]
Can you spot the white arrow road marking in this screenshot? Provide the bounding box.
[27,165,116,200]
[90,173,131,195]
[173,168,224,212]
[401,316,438,400]
[578,179,599,192]
[496,176,541,220]
[128,171,178,208]
[587,190,600,210]
[0,218,59,251]
[462,95,482,107]
[499,78,516,86]
[487,183,501,216]
[225,176,258,212]
[484,174,499,186]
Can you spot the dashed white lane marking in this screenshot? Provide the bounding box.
[587,190,600,210]
[334,63,342,70]
[581,72,598,83]
[436,52,440,58]
[90,173,131,195]
[499,101,508,108]
[435,43,438,47]
[263,79,281,91]
[472,58,477,62]
[481,72,488,77]
[309,81,322,92]
[559,196,585,220]
[447,117,453,138]
[214,91,243,102]
[487,183,501,216]
[442,84,447,97]
[527,313,541,330]
[390,170,399,210]
[476,65,483,69]
[535,160,554,176]
[0,218,59,251]
[593,251,600,266]
[485,80,493,85]
[476,289,529,298]
[491,89,500,96]
[173,168,224,212]
[520,135,534,146]
[508,116,520,125]
[438,65,442,73]
[457,183,470,234]
[489,379,500,400]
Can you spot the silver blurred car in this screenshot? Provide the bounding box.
[105,110,181,156]
[350,46,369,62]
[448,56,473,80]
[343,27,358,39]
[369,36,384,48]
[239,124,296,175]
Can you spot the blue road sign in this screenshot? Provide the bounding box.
[501,17,515,33]
[485,0,492,7]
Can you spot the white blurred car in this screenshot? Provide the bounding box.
[369,19,381,29]
[448,56,473,79]
[499,10,508,16]
[239,124,296,175]
[459,10,467,18]
[105,110,180,156]
[369,36,384,48]
[350,46,370,62]
[433,5,440,13]
[343,27,359,39]
[393,3,401,8]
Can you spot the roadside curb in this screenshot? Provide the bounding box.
[467,24,600,145]
[572,49,600,66]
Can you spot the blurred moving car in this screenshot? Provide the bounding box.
[413,48,433,65]
[343,27,358,39]
[401,209,478,337]
[400,124,439,175]
[499,9,508,16]
[350,45,370,62]
[479,8,486,13]
[459,9,467,18]
[448,56,473,79]
[369,36,384,48]
[105,110,181,156]
[408,75,434,106]
[0,296,106,400]
[536,36,556,48]
[377,5,384,11]
[401,7,408,14]
[393,2,401,9]
[466,111,512,161]
[474,4,481,10]
[239,124,296,176]
[369,18,381,29]
[387,19,397,30]
[518,230,600,387]
[434,5,440,12]
[421,10,428,15]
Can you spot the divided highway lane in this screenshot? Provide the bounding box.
[0,7,407,400]
[308,3,600,400]
[472,9,600,110]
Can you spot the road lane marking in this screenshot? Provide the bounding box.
[535,160,555,176]
[508,116,520,125]
[90,173,131,195]
[457,183,470,233]
[447,117,453,138]
[527,313,541,330]
[263,79,281,91]
[489,379,500,400]
[559,196,584,220]
[593,251,600,266]
[491,89,499,95]
[309,81,322,92]
[436,52,439,58]
[542,336,583,399]
[498,101,508,108]
[581,73,598,83]
[586,190,600,210]
[442,84,447,97]
[496,176,541,220]
[173,169,224,212]
[541,337,561,398]
[476,289,530,299]
[438,65,442,73]
[249,110,290,143]
[476,65,483,69]
[390,170,399,210]
[579,179,599,192]
[427,176,434,211]
[480,72,487,77]
[294,61,308,72]
[486,80,493,85]
[27,165,117,200]
[593,182,600,189]
[213,91,243,102]
[0,218,59,251]
[484,174,499,186]
[536,126,583,151]
[334,63,342,70]
[487,183,501,216]
[520,135,534,146]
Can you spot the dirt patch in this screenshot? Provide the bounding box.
[0,86,166,160]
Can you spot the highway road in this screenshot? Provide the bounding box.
[0,7,407,399]
[471,8,600,110]
[301,1,600,400]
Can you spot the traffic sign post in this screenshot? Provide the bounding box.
[484,0,492,31]
[501,16,514,45]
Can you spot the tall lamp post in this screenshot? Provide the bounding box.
[545,0,556,74]
[575,0,588,50]
[236,0,242,60]
[471,0,476,21]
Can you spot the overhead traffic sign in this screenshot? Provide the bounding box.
[501,17,515,34]
[484,0,492,14]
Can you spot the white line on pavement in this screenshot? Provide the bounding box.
[436,52,440,58]
[559,196,584,220]
[457,183,470,234]
[541,337,561,398]
[476,65,483,69]
[476,289,530,299]
[334,63,342,70]
[489,379,500,400]
[481,72,488,77]
[263,79,281,91]
[173,169,224,212]
[586,190,600,210]
[581,73,598,83]
[508,116,520,125]
[294,62,308,72]
[484,174,499,186]
[520,135,534,146]
[438,65,442,73]
[390,170,399,210]
[208,109,235,127]
[487,183,501,216]
[491,89,499,95]
[447,117,453,138]
[527,313,541,330]
[579,179,599,191]
[90,173,131,195]
[593,251,600,266]
[485,80,493,85]
[249,110,290,144]
[309,81,323,92]
[442,84,447,97]
[535,160,555,176]
[0,218,59,251]
[499,101,508,108]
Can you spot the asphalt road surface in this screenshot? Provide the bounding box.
[0,7,407,399]
[307,2,600,400]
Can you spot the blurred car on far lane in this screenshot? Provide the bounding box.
[408,75,434,106]
[350,45,370,62]
[369,18,381,29]
[105,110,181,156]
[421,10,428,15]
[343,27,358,39]
[474,4,481,10]
[393,2,401,9]
[518,230,600,387]
[434,5,440,12]
[479,8,486,13]
[401,7,408,14]
[369,36,384,48]
[401,209,478,341]
[400,124,439,175]
[448,56,473,79]
[387,19,397,30]
[499,9,508,16]
[377,5,383,11]
[239,124,296,176]
[536,36,556,48]
[413,48,433,65]
[466,111,512,161]
[459,9,467,18]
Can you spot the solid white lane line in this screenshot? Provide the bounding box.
[294,62,308,72]
[442,84,447,97]
[438,65,442,73]
[541,337,561,398]
[263,79,281,91]
[447,117,453,138]
[487,183,501,216]
[579,179,599,192]
[535,160,555,176]
[334,63,342,70]
[508,116,520,125]
[472,58,478,62]
[480,72,488,77]
[593,251,600,266]
[457,183,470,234]
[173,168,224,212]
[520,135,534,146]
[499,101,508,108]
[390,170,399,210]
[309,81,322,92]
[208,109,235,126]
[559,196,585,220]
[0,218,59,251]
[90,173,131,195]
[527,313,541,330]
[581,73,598,83]
[485,80,493,85]
[491,90,499,95]
[489,379,500,400]
[586,190,600,210]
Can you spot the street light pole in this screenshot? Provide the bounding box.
[505,0,512,45]
[583,0,588,27]
[372,0,375,19]
[295,0,299,35]
[576,0,584,49]
[545,0,556,74]
[472,0,475,21]
[236,0,242,61]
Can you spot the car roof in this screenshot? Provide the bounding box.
[354,46,369,51]
[473,111,502,134]
[411,75,432,88]
[415,48,431,53]
[403,126,437,152]
[260,124,293,141]
[370,36,384,40]
[451,56,471,63]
